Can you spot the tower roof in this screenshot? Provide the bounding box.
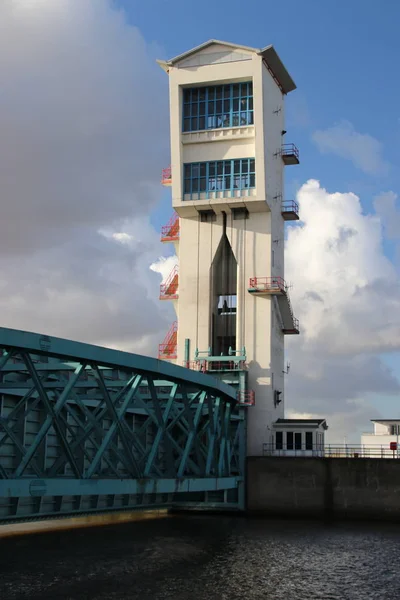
[157,39,296,94]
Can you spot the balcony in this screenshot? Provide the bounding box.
[248,277,286,295]
[281,143,299,165]
[161,212,180,243]
[158,321,177,360]
[161,166,172,186]
[237,390,255,406]
[281,200,299,221]
[159,266,179,300]
[183,360,247,372]
[248,277,299,335]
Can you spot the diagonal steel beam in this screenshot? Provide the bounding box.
[55,404,121,478]
[218,402,232,476]
[15,356,85,478]
[177,390,206,478]
[144,381,178,477]
[87,368,142,478]
[205,396,220,476]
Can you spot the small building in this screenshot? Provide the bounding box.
[361,420,400,457]
[264,418,328,457]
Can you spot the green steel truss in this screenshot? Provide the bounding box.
[0,328,245,522]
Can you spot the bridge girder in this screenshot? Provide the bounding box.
[0,328,245,521]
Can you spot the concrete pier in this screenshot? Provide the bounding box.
[247,456,400,522]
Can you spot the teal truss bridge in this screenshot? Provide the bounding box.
[0,328,246,522]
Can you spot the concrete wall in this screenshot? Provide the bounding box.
[163,42,288,457]
[247,456,400,522]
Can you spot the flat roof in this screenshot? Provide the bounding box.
[157,39,296,95]
[274,418,328,429]
[372,419,400,422]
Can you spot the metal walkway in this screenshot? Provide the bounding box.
[0,328,245,522]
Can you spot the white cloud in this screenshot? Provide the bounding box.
[0,0,173,355]
[312,120,389,176]
[150,255,179,283]
[285,180,400,441]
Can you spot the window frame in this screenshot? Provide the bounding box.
[183,158,256,200]
[182,81,254,133]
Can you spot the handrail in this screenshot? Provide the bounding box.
[281,143,299,160]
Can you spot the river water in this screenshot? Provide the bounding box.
[1,515,400,599]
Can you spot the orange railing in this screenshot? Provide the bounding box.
[249,276,286,293]
[161,212,179,243]
[183,360,247,372]
[159,266,179,300]
[158,321,178,359]
[237,390,255,406]
[161,166,172,186]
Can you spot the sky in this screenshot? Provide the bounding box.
[1,0,400,442]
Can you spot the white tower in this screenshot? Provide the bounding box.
[157,40,299,456]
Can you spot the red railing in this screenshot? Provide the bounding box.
[161,212,179,242]
[183,360,247,372]
[158,321,178,359]
[281,200,299,215]
[237,390,255,406]
[249,276,286,293]
[160,266,179,300]
[161,166,172,185]
[281,143,299,161]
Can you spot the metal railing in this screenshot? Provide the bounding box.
[248,276,286,293]
[281,143,299,161]
[183,360,247,372]
[161,166,172,185]
[262,443,400,458]
[159,266,179,300]
[161,212,179,242]
[281,200,299,215]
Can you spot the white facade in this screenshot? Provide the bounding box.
[158,40,299,456]
[361,420,400,457]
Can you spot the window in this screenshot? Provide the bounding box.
[286,432,293,450]
[275,431,283,450]
[183,159,255,200]
[183,82,254,132]
[295,432,302,450]
[199,210,216,223]
[391,425,400,435]
[305,432,313,451]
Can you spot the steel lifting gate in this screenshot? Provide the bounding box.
[0,328,245,522]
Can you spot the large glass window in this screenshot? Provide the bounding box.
[183,82,254,132]
[183,158,255,199]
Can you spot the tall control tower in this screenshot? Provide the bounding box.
[157,40,299,456]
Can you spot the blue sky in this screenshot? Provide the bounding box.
[118,0,400,430]
[118,0,400,234]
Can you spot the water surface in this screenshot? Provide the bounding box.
[1,516,400,599]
